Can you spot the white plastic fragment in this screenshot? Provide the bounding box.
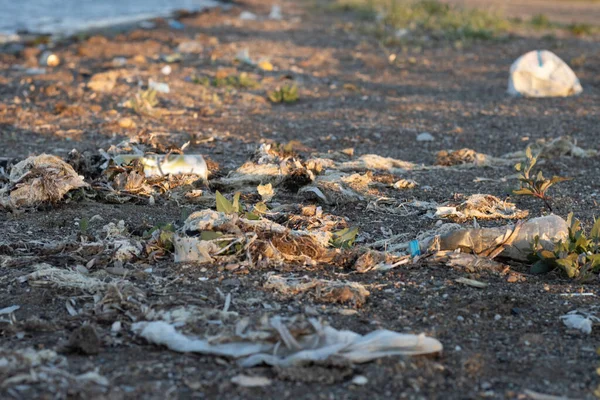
[269,5,282,20]
[149,79,170,94]
[352,375,368,385]
[240,11,258,21]
[0,305,19,315]
[0,154,88,209]
[161,65,172,75]
[231,374,272,387]
[508,50,582,98]
[132,317,443,367]
[560,310,599,334]
[416,132,434,142]
[112,154,208,179]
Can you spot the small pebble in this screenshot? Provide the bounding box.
[352,375,368,385]
[416,132,434,142]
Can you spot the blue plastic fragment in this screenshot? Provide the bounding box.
[168,20,185,30]
[409,240,421,257]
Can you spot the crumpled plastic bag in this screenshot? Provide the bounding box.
[0,154,88,209]
[132,316,442,367]
[508,50,582,98]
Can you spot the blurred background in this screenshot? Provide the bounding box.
[0,0,218,35]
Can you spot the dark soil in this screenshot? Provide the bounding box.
[1,1,600,399]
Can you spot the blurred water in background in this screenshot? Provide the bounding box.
[0,0,219,35]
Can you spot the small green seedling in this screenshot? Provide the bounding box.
[126,88,159,116]
[268,84,299,103]
[530,213,600,279]
[513,146,570,210]
[215,190,267,220]
[330,227,359,249]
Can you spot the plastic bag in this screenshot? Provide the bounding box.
[508,50,582,97]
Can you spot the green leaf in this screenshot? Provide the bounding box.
[79,217,89,234]
[330,227,359,249]
[232,192,242,213]
[244,212,260,220]
[200,231,224,241]
[591,218,600,240]
[531,260,553,274]
[253,202,268,214]
[216,191,234,214]
[513,188,534,196]
[514,163,522,172]
[549,176,571,185]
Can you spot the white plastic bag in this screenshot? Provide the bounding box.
[508,50,582,97]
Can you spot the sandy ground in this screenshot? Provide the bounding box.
[1,0,600,399]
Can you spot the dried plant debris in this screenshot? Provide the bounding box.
[132,314,442,368]
[436,137,594,168]
[264,274,370,307]
[0,154,88,209]
[216,144,314,192]
[434,194,529,222]
[504,136,597,159]
[436,148,509,167]
[0,348,109,395]
[23,263,107,291]
[174,209,335,266]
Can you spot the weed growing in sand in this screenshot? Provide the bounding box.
[530,213,600,279]
[215,191,267,220]
[513,146,570,211]
[192,72,260,89]
[268,84,299,103]
[330,227,359,249]
[125,88,159,116]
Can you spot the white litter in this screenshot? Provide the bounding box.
[132,316,442,367]
[560,310,599,334]
[161,65,172,76]
[352,375,368,385]
[508,50,582,98]
[416,132,434,142]
[148,79,170,94]
[0,305,19,315]
[112,154,208,179]
[240,11,258,21]
[269,5,282,20]
[231,374,272,387]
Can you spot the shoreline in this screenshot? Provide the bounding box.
[0,0,223,45]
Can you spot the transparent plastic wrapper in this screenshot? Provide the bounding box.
[112,154,208,180]
[415,215,568,261]
[508,50,582,98]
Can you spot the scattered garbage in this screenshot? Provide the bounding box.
[264,274,370,307]
[177,41,203,53]
[269,5,283,20]
[414,215,568,261]
[168,19,185,30]
[0,305,20,315]
[39,51,60,67]
[508,50,583,97]
[173,209,334,265]
[0,154,88,209]
[416,132,434,142]
[110,154,208,179]
[161,65,172,75]
[240,11,258,21]
[232,374,272,387]
[560,310,599,334]
[0,347,109,393]
[434,194,528,222]
[455,277,488,289]
[132,315,442,367]
[149,79,170,94]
